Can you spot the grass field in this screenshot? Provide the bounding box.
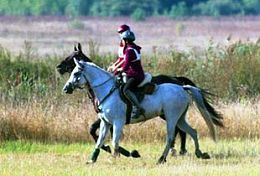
[0,139,259,176]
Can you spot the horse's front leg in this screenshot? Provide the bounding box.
[89,118,112,153]
[112,120,125,158]
[89,119,100,142]
[87,119,111,164]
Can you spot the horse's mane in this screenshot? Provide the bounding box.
[83,61,114,78]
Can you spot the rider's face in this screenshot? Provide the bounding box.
[118,32,126,46]
[121,39,126,46]
[119,39,125,46]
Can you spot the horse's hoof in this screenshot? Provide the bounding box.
[195,150,210,159]
[156,156,166,164]
[130,150,141,158]
[201,152,210,159]
[170,149,177,157]
[102,145,111,153]
[113,151,120,158]
[195,150,202,158]
[179,149,187,156]
[86,160,95,164]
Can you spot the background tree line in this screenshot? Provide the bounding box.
[0,0,259,20]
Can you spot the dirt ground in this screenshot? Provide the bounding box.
[0,16,259,56]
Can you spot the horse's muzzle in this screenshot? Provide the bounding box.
[56,65,66,75]
[63,83,74,94]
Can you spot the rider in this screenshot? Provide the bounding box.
[108,24,130,74]
[117,29,145,119]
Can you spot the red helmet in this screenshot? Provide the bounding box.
[117,24,130,33]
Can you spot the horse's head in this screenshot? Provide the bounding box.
[56,43,92,75]
[63,59,87,94]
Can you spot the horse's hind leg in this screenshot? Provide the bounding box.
[160,115,187,156]
[177,128,187,155]
[157,114,180,164]
[170,128,187,156]
[177,116,210,159]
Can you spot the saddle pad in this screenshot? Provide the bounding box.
[138,72,152,87]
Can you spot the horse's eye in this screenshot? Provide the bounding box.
[73,76,80,83]
[73,72,81,82]
[74,72,80,77]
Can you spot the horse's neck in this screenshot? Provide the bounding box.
[84,66,115,101]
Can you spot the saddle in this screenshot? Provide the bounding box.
[117,72,157,124]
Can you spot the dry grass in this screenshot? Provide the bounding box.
[123,99,260,142]
[0,97,259,143]
[0,98,94,142]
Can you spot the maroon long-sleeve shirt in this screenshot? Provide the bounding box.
[122,43,145,83]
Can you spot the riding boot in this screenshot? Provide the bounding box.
[125,90,145,119]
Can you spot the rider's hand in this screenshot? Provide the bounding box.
[117,67,123,72]
[107,66,114,72]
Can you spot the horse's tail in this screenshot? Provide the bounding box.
[174,76,197,87]
[183,85,224,141]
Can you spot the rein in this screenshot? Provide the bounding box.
[92,76,114,88]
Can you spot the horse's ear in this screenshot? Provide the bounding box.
[74,45,77,51]
[78,43,82,52]
[74,58,84,69]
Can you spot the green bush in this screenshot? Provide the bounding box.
[225,42,260,99]
[0,46,58,102]
[144,41,260,100]
[0,40,259,102]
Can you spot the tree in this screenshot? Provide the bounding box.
[131,8,146,21]
[193,0,243,17]
[242,0,260,15]
[169,2,189,19]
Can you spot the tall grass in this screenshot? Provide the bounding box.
[143,40,260,100]
[0,45,61,102]
[1,99,259,142]
[0,40,259,142]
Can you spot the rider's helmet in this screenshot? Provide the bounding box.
[117,24,130,33]
[120,30,135,42]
